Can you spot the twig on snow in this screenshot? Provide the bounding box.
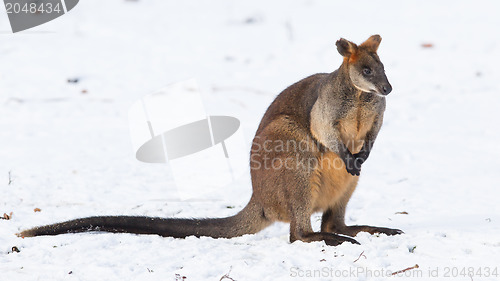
[391,264,419,276]
[8,170,13,185]
[353,251,366,263]
[220,266,236,281]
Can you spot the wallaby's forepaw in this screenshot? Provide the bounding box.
[353,153,367,166]
[344,155,363,176]
[345,164,361,176]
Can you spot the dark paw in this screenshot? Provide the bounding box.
[325,235,360,246]
[353,154,366,166]
[345,165,361,176]
[345,156,363,176]
[373,227,404,236]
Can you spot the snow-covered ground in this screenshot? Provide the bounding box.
[1,0,500,280]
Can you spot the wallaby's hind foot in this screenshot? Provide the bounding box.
[334,225,404,237]
[289,209,360,246]
[366,226,404,236]
[291,232,360,246]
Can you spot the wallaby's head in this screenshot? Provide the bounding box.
[336,35,392,96]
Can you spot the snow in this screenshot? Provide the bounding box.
[1,0,500,280]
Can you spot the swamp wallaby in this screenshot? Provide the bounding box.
[19,35,402,246]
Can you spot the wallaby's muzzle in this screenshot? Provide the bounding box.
[381,82,392,95]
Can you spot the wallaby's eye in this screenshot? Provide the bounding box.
[362,68,372,75]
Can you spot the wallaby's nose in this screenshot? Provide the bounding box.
[382,84,392,95]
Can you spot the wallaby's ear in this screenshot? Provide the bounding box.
[360,34,382,52]
[336,38,358,58]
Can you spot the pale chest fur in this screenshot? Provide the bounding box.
[310,107,375,211]
[339,103,377,154]
[310,89,383,156]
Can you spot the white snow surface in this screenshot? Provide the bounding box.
[1,0,500,280]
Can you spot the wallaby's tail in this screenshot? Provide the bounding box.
[18,197,270,238]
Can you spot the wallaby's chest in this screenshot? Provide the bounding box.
[339,101,378,154]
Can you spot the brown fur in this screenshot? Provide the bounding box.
[310,151,355,213]
[348,55,359,64]
[360,34,382,52]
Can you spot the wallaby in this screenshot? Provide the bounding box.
[19,35,402,246]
